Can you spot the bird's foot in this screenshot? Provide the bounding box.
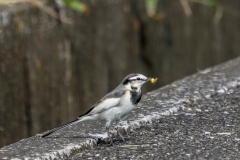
[109,136,114,146]
[117,131,126,141]
[106,130,115,146]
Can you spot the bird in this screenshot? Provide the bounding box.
[41,73,156,145]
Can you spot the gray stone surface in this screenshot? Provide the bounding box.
[0,57,240,159]
[76,77,240,159]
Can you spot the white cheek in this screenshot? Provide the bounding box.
[125,83,132,90]
[133,81,146,87]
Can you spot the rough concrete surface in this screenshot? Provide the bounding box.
[76,80,240,159]
[0,57,240,159]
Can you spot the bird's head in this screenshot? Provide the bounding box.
[121,73,151,91]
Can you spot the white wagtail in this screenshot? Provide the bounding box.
[41,73,157,145]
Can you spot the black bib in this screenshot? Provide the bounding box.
[130,91,142,105]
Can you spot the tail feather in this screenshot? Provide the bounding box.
[41,118,80,138]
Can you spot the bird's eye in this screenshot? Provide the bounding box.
[137,77,140,80]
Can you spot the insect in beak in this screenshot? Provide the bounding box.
[149,77,158,84]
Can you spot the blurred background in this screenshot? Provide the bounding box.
[0,0,239,147]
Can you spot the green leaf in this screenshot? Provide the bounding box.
[63,0,86,12]
[146,0,159,17]
[209,1,218,8]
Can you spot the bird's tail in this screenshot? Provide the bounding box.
[41,118,81,138]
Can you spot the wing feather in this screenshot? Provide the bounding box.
[78,89,125,117]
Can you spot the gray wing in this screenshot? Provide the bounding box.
[78,89,125,117]
[42,89,125,137]
[101,89,125,100]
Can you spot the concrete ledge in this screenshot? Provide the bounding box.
[1,57,240,159]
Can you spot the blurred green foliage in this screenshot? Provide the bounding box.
[62,0,223,23]
[189,0,218,8]
[145,0,222,23]
[145,0,159,17]
[62,0,86,12]
[189,0,222,23]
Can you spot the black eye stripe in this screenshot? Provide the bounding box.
[122,75,145,85]
[131,77,142,81]
[129,76,144,81]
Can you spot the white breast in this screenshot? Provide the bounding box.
[100,91,135,123]
[117,91,135,119]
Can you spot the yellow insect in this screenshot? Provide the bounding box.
[150,78,158,84]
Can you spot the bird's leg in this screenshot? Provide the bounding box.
[117,128,125,141]
[125,120,132,136]
[115,121,125,141]
[105,122,113,145]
